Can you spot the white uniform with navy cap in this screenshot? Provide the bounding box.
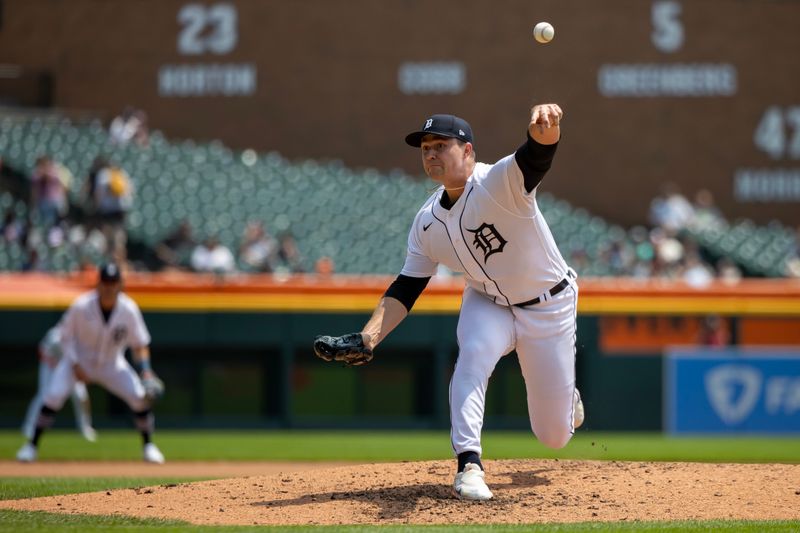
[16,263,163,465]
[402,114,581,459]
[314,109,581,499]
[43,290,152,412]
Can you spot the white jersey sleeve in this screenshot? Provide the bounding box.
[474,156,537,215]
[122,294,151,349]
[59,303,79,364]
[399,207,439,278]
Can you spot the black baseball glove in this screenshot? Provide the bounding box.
[313,332,373,366]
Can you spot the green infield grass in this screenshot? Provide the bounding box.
[1,429,799,463]
[1,430,798,532]
[0,510,798,532]
[0,477,208,501]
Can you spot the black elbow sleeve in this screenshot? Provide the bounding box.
[384,275,431,312]
[515,133,558,193]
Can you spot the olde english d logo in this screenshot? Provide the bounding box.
[112,325,128,344]
[466,223,507,262]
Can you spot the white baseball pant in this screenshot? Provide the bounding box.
[22,361,91,439]
[43,356,149,413]
[450,281,578,456]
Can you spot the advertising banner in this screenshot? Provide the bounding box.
[665,348,800,434]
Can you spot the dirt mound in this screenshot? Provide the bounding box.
[0,460,351,478]
[2,459,799,525]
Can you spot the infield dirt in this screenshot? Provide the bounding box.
[2,459,799,525]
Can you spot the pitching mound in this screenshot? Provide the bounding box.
[0,460,351,478]
[2,459,799,525]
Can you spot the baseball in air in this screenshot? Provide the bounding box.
[533,22,555,44]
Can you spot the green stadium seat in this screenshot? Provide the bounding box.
[5,116,796,276]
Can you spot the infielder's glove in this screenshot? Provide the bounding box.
[142,374,165,402]
[313,332,373,366]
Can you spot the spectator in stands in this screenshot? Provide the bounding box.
[21,246,43,272]
[154,220,195,271]
[630,226,656,272]
[238,221,279,273]
[0,156,29,200]
[785,226,800,278]
[681,251,714,288]
[716,257,742,285]
[132,109,150,147]
[698,315,728,347]
[81,156,109,225]
[90,160,134,260]
[314,256,335,277]
[1,211,26,243]
[109,107,150,148]
[649,227,684,278]
[29,155,72,229]
[277,231,305,273]
[190,235,236,274]
[601,236,634,276]
[648,182,694,234]
[689,189,725,231]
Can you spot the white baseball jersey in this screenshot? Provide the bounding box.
[400,153,569,305]
[60,291,151,369]
[399,147,579,458]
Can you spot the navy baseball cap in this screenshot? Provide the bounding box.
[405,114,474,147]
[98,262,122,283]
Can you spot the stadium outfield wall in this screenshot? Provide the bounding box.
[1,273,798,431]
[1,0,799,226]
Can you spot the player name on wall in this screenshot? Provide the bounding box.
[597,64,736,98]
[158,64,256,97]
[158,4,256,97]
[0,0,798,226]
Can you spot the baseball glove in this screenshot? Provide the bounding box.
[142,374,165,402]
[313,332,373,366]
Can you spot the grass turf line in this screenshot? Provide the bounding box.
[0,510,799,532]
[0,477,207,501]
[1,430,799,463]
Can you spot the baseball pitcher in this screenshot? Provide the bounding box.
[315,104,583,500]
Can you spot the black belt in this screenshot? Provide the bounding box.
[513,272,575,308]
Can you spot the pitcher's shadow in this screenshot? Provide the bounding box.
[251,468,552,520]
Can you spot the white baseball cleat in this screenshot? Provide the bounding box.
[143,443,165,464]
[81,425,97,443]
[16,442,37,463]
[453,463,493,501]
[574,388,585,429]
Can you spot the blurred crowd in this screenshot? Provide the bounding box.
[149,218,307,275]
[0,108,310,275]
[1,151,134,271]
[2,116,800,280]
[0,148,308,275]
[569,183,765,286]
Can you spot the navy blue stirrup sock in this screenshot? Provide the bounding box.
[457,451,483,472]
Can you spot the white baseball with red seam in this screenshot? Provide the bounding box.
[533,22,555,44]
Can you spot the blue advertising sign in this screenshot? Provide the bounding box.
[665,348,800,434]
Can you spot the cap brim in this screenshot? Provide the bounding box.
[404,131,461,148]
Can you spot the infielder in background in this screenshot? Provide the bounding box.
[315,104,583,500]
[16,263,166,464]
[21,322,97,443]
